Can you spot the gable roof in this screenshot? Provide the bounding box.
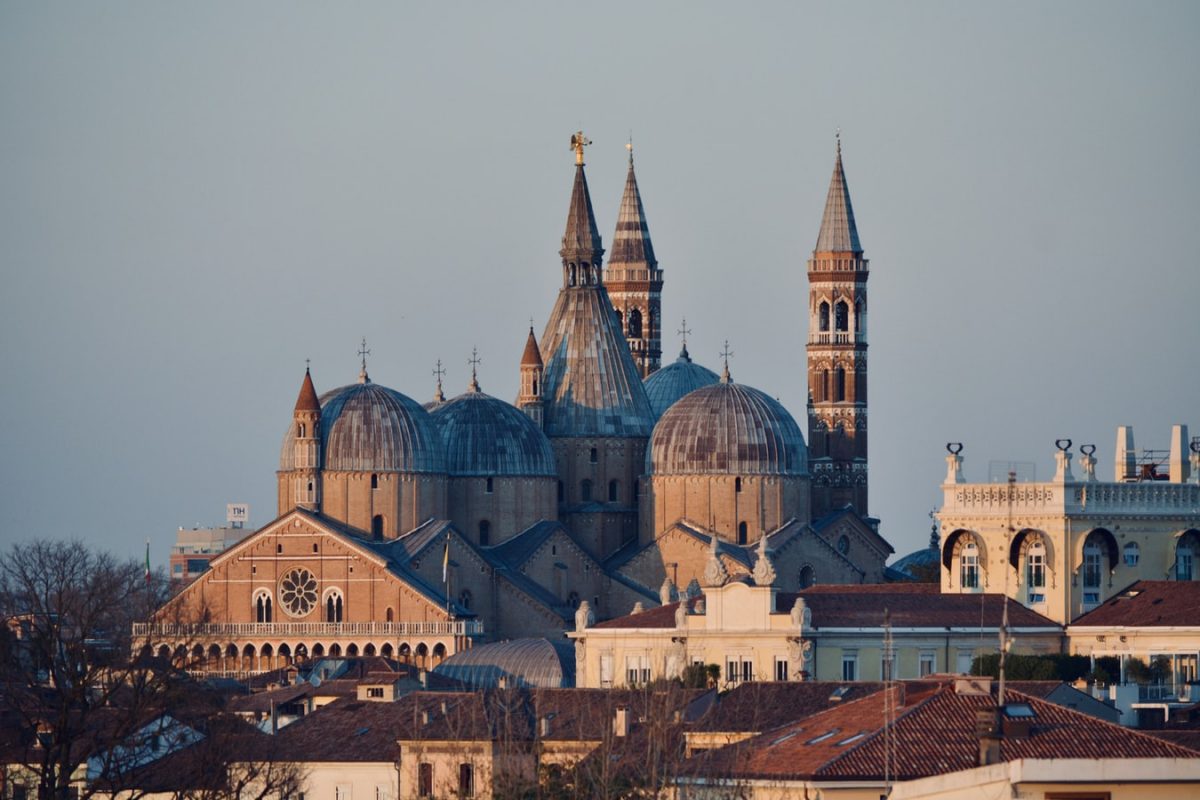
[689,680,1198,784]
[782,585,1059,629]
[1071,580,1200,627]
[690,682,884,733]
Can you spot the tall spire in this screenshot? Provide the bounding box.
[520,326,543,368]
[607,146,657,270]
[814,132,862,254]
[560,131,604,276]
[294,363,320,412]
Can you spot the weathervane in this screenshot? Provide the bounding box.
[570,131,591,166]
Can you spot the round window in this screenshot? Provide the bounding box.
[279,567,319,617]
[837,535,850,554]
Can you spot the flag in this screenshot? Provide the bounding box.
[144,540,151,584]
[442,534,450,583]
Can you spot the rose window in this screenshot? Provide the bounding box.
[279,568,318,617]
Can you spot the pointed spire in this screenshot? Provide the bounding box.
[432,359,446,404]
[520,326,543,368]
[560,132,604,271]
[814,131,863,254]
[607,147,657,269]
[294,364,320,412]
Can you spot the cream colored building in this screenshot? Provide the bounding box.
[938,427,1200,625]
[570,551,1061,689]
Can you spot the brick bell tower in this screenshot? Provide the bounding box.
[807,134,869,519]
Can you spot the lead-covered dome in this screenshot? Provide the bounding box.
[280,381,446,473]
[648,378,808,476]
[431,390,557,477]
[644,345,720,419]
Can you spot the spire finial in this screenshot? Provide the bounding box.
[836,127,842,158]
[305,357,311,373]
[719,340,733,383]
[626,133,634,166]
[432,359,445,403]
[467,347,482,392]
[677,318,692,362]
[570,131,591,166]
[357,337,371,383]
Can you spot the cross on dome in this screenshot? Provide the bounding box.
[468,347,482,392]
[357,337,371,383]
[719,340,734,383]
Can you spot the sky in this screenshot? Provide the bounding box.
[2,2,1198,568]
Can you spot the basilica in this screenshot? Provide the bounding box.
[149,134,893,674]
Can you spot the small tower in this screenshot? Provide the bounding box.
[807,134,870,518]
[517,327,544,427]
[291,365,322,511]
[604,140,663,378]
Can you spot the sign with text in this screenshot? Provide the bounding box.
[226,504,249,524]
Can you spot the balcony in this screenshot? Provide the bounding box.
[133,620,484,640]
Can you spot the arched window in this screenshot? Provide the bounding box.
[632,480,640,503]
[1123,542,1140,567]
[738,522,748,545]
[608,480,619,502]
[478,520,491,546]
[386,607,394,623]
[1082,541,1102,588]
[854,300,863,333]
[370,473,379,489]
[735,477,742,493]
[1177,531,1200,581]
[818,302,830,333]
[835,367,846,402]
[615,309,623,330]
[821,370,830,403]
[799,565,815,589]
[485,477,494,494]
[372,515,384,540]
[567,590,580,609]
[254,591,272,623]
[557,481,564,503]
[298,422,306,437]
[581,480,592,502]
[458,589,472,610]
[628,308,643,339]
[1025,540,1046,602]
[961,541,979,588]
[835,301,849,332]
[589,447,598,464]
[837,535,850,555]
[325,590,343,623]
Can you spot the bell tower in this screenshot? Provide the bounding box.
[603,141,663,378]
[807,135,869,518]
[286,365,322,513]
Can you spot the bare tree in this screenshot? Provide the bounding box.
[0,539,183,800]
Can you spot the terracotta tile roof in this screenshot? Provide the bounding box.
[690,682,883,733]
[294,368,320,412]
[1071,580,1200,626]
[592,586,1058,630]
[520,327,543,367]
[530,688,707,741]
[689,680,1199,783]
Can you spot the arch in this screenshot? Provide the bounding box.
[1174,529,1200,581]
[346,643,359,657]
[458,589,472,611]
[432,643,447,665]
[329,643,342,657]
[1009,528,1054,571]
[737,521,748,545]
[1123,541,1140,567]
[632,480,640,503]
[260,643,274,671]
[478,520,491,546]
[324,589,344,623]
[567,590,580,608]
[415,642,429,669]
[799,564,815,589]
[608,480,619,502]
[294,643,308,662]
[381,643,394,659]
[818,301,830,333]
[386,607,394,623]
[399,643,412,663]
[298,422,306,438]
[364,643,377,657]
[834,300,849,332]
[207,643,222,664]
[1076,528,1119,574]
[942,529,985,571]
[371,514,384,540]
[581,480,593,502]
[485,476,494,494]
[278,643,292,665]
[628,308,643,339]
[254,589,273,623]
[735,477,742,493]
[854,300,863,333]
[225,643,238,660]
[241,643,256,671]
[311,643,325,658]
[834,367,846,402]
[557,481,565,503]
[370,473,379,489]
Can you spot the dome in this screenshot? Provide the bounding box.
[433,638,575,688]
[648,379,808,476]
[280,381,445,473]
[431,390,556,477]
[889,546,940,580]
[643,345,720,419]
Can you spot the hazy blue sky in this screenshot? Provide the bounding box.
[2,2,1197,567]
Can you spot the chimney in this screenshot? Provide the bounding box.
[540,716,552,737]
[1169,425,1191,483]
[420,709,432,726]
[613,705,631,738]
[975,706,1002,766]
[1115,426,1136,482]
